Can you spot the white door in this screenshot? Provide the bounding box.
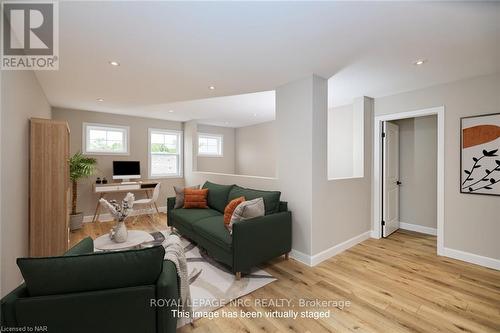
[383,121,400,237]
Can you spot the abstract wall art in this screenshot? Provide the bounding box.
[461,113,500,196]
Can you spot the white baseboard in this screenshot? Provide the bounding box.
[441,247,500,271]
[289,249,312,266]
[83,206,167,223]
[399,222,437,236]
[311,231,371,266]
[370,230,380,239]
[290,231,371,267]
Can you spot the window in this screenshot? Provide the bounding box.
[83,123,129,155]
[149,129,182,178]
[198,133,223,156]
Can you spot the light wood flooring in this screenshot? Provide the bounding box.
[71,217,500,333]
[69,213,169,248]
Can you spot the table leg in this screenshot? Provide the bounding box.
[93,193,104,223]
[145,190,160,214]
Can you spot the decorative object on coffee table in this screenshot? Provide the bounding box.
[69,152,97,231]
[100,192,135,243]
[461,112,500,196]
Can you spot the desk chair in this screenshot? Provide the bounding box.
[132,183,161,223]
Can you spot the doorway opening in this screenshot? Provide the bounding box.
[373,107,445,254]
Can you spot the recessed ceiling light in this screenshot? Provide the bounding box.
[168,110,174,113]
[224,121,229,125]
[97,98,104,102]
[413,59,427,66]
[209,86,216,90]
[109,61,120,66]
[253,113,257,117]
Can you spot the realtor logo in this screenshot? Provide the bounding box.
[1,1,59,70]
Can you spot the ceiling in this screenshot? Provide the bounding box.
[36,1,500,127]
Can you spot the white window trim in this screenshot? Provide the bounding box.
[197,133,224,157]
[82,122,130,155]
[148,128,183,179]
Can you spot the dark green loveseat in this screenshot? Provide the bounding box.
[1,237,179,333]
[168,182,292,279]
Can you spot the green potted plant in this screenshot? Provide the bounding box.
[69,152,97,231]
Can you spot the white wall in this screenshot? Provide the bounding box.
[328,103,364,179]
[196,124,236,174]
[1,71,52,296]
[328,105,353,178]
[313,96,373,255]
[375,73,500,260]
[392,116,437,229]
[235,121,277,177]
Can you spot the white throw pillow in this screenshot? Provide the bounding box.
[228,197,265,233]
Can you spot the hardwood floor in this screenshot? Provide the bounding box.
[71,222,500,333]
[69,213,169,248]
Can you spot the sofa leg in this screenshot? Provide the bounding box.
[284,252,289,260]
[235,272,242,280]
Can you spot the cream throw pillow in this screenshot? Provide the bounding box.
[228,197,265,233]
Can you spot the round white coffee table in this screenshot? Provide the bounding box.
[94,230,154,251]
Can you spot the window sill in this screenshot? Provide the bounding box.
[192,171,277,180]
[148,175,184,180]
[83,151,129,156]
[197,154,224,158]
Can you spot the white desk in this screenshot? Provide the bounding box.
[92,181,159,222]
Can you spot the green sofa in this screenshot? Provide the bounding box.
[1,238,179,333]
[168,181,292,278]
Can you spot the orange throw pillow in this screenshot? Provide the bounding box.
[224,196,245,226]
[183,188,209,209]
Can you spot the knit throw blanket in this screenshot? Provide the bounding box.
[163,233,192,316]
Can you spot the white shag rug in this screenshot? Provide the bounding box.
[159,230,276,327]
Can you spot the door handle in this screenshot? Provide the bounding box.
[396,181,402,185]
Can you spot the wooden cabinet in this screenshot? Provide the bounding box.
[29,118,70,257]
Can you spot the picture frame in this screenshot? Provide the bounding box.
[460,112,500,196]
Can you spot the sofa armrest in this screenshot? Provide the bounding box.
[64,237,94,256]
[13,286,157,333]
[1,283,28,327]
[156,260,179,333]
[167,197,176,226]
[232,211,292,273]
[167,197,176,211]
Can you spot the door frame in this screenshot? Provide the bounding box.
[372,106,445,255]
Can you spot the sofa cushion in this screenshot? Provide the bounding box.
[229,198,265,233]
[224,196,245,227]
[184,188,208,209]
[17,246,165,297]
[170,208,221,230]
[174,185,200,208]
[202,181,234,213]
[192,216,232,250]
[228,185,281,215]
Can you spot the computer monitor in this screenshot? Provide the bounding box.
[112,161,141,182]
